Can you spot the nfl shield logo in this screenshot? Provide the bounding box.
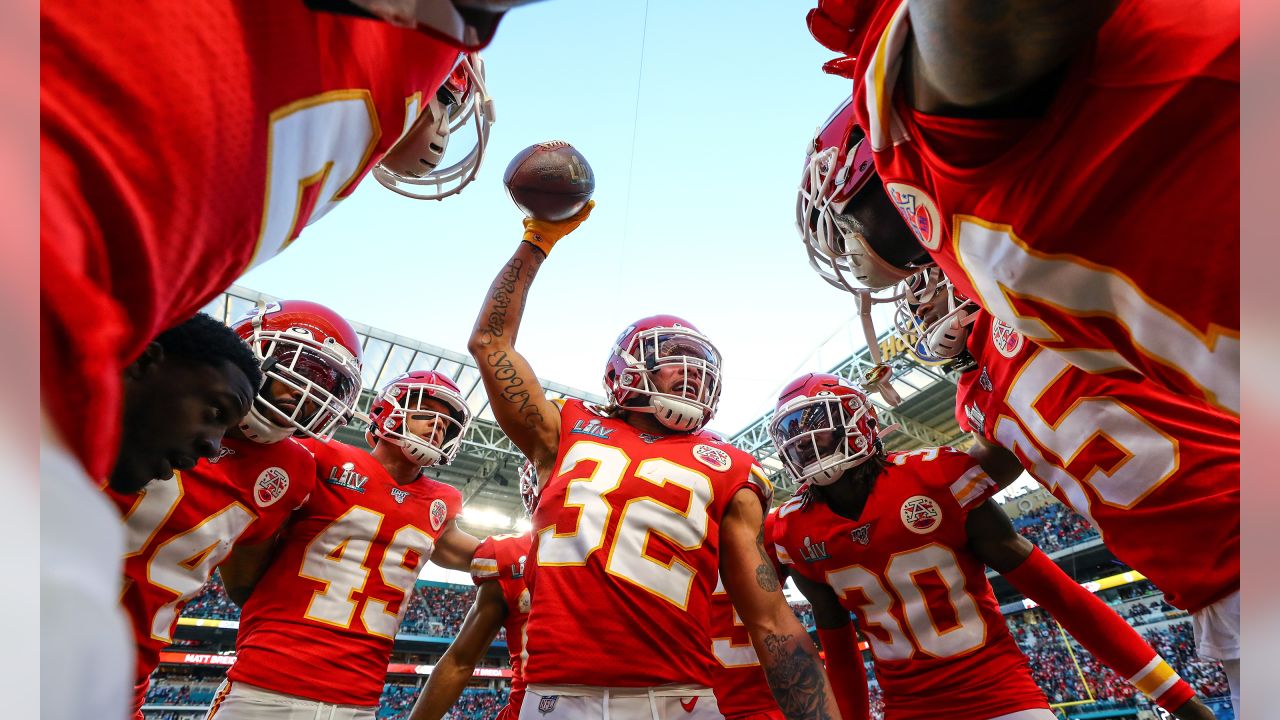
[538,696,559,715]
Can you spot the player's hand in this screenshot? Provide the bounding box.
[1170,697,1217,720]
[522,200,594,256]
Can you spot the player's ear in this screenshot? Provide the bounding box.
[125,342,166,380]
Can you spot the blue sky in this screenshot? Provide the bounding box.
[238,0,880,434]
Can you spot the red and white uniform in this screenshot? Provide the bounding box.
[42,1,461,481]
[956,310,1239,613]
[228,438,462,706]
[523,399,773,687]
[470,533,533,720]
[110,437,315,713]
[770,449,1049,720]
[709,575,784,720]
[852,0,1239,416]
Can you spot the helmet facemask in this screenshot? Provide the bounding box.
[242,333,361,444]
[517,460,539,516]
[377,384,470,467]
[612,326,722,432]
[770,392,878,486]
[373,53,494,200]
[891,268,979,362]
[798,139,921,299]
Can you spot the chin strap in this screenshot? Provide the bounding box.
[855,290,902,406]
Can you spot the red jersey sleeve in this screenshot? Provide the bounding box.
[470,536,501,586]
[892,447,999,513]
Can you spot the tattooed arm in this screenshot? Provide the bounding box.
[467,241,562,470]
[720,489,842,720]
[906,0,1120,114]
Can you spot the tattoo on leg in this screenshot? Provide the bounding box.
[762,633,833,720]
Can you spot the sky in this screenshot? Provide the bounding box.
[236,0,885,436]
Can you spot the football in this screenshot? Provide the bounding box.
[503,141,595,221]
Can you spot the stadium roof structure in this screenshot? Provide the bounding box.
[205,286,968,528]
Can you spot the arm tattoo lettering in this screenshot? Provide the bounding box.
[480,258,523,345]
[486,349,545,430]
[755,525,781,592]
[762,633,834,720]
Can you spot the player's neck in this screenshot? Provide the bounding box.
[371,442,423,485]
[621,410,676,437]
[823,461,884,520]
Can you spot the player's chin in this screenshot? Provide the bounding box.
[108,452,173,494]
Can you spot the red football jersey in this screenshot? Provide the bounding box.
[956,310,1239,613]
[110,436,316,687]
[229,438,462,706]
[470,533,532,715]
[709,574,784,720]
[770,449,1048,720]
[852,0,1239,416]
[523,400,773,687]
[42,1,461,481]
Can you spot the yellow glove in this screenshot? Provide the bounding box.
[522,200,595,256]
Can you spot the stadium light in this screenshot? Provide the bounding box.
[460,506,513,529]
[514,517,532,532]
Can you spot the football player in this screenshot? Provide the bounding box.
[466,205,840,720]
[407,460,539,720]
[42,3,532,717]
[799,97,1242,715]
[111,300,365,719]
[767,373,1216,720]
[892,267,1242,716]
[207,369,480,719]
[802,0,1238,417]
[43,312,260,720]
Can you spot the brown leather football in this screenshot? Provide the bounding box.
[503,141,595,221]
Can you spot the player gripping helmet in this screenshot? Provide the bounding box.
[373,52,494,201]
[232,300,364,444]
[891,266,980,364]
[768,373,882,486]
[603,315,723,433]
[366,370,472,466]
[517,459,539,516]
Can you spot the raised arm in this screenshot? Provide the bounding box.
[407,581,508,720]
[466,203,592,471]
[906,0,1120,114]
[965,500,1215,720]
[720,489,842,720]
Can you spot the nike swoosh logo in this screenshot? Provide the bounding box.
[680,698,698,713]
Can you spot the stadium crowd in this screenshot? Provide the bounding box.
[1006,501,1101,554]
